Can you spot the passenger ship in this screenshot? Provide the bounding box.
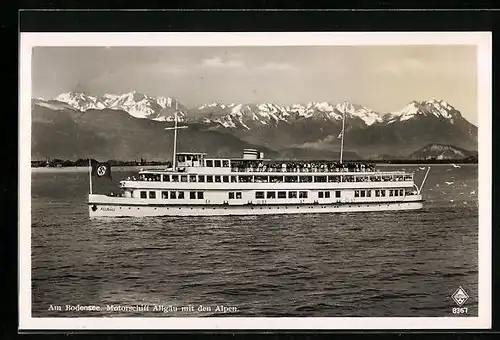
[88,107,429,218]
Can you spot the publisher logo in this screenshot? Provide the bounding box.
[451,286,469,306]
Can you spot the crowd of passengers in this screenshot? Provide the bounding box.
[126,172,410,183]
[231,161,376,173]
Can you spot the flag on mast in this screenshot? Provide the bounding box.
[90,159,112,180]
[337,131,343,139]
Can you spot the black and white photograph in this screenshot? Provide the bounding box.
[19,32,492,330]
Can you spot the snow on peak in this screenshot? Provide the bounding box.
[55,92,106,111]
[334,101,382,126]
[386,99,459,124]
[198,102,223,110]
[53,91,185,121]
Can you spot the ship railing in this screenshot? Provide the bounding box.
[229,167,378,173]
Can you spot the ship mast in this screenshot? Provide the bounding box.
[164,98,187,170]
[339,108,346,164]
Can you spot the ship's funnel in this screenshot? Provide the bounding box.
[243,148,258,160]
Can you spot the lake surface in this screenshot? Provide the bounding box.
[30,164,479,317]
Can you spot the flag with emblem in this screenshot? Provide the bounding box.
[337,131,343,139]
[90,159,112,180]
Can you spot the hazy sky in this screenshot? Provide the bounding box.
[32,45,478,125]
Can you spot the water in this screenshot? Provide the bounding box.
[30,164,479,317]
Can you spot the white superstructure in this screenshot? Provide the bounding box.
[88,103,429,218]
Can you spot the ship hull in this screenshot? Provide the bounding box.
[88,194,424,218]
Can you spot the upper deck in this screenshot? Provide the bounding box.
[126,149,414,184]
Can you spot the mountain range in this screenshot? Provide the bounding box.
[31,91,478,161]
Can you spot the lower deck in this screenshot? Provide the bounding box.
[88,193,423,217]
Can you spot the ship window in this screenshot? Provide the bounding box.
[344,175,355,182]
[381,190,386,197]
[236,192,242,199]
[178,191,185,199]
[197,191,204,199]
[389,190,393,197]
[299,176,312,183]
[394,190,399,196]
[214,160,222,167]
[140,191,147,199]
[170,191,176,199]
[270,176,283,183]
[171,175,179,182]
[299,191,308,198]
[149,191,156,199]
[206,160,213,167]
[335,190,341,198]
[325,191,331,198]
[207,176,214,182]
[267,191,276,199]
[223,176,229,183]
[355,190,360,198]
[400,189,404,196]
[231,176,238,182]
[288,191,297,198]
[375,190,380,197]
[255,175,268,183]
[318,191,324,198]
[366,190,371,197]
[361,190,366,198]
[278,191,287,199]
[181,175,188,182]
[162,191,168,199]
[189,175,197,182]
[315,176,327,183]
[255,191,265,199]
[285,176,298,183]
[215,176,221,183]
[222,160,229,167]
[198,175,205,182]
[328,176,340,182]
[404,175,413,181]
[229,192,235,199]
[190,191,196,199]
[239,175,252,183]
[162,175,170,182]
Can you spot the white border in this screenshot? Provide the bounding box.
[19,32,492,331]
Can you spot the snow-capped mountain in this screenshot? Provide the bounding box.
[47,92,470,131]
[55,92,107,111]
[52,91,186,121]
[384,99,462,124]
[199,101,383,130]
[33,91,478,160]
[334,102,382,126]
